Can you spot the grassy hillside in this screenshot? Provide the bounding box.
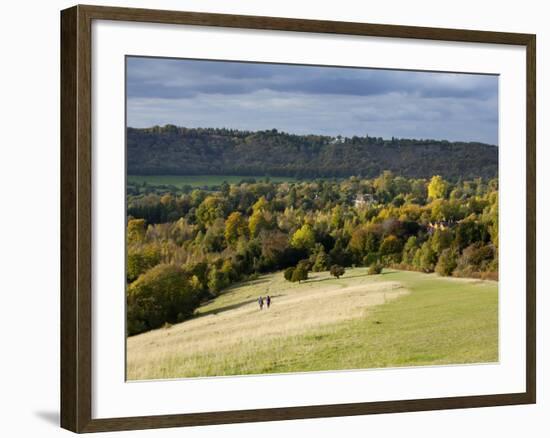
[126,269,498,380]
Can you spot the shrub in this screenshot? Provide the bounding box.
[367,263,383,275]
[312,247,329,272]
[455,243,495,276]
[330,264,346,279]
[284,267,295,281]
[291,261,309,283]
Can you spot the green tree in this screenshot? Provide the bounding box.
[330,205,344,229]
[379,235,403,256]
[402,236,418,265]
[291,260,309,283]
[290,224,316,251]
[431,228,453,254]
[374,170,395,200]
[127,264,200,335]
[435,248,458,276]
[312,246,329,272]
[454,220,483,250]
[411,179,428,203]
[220,259,236,283]
[349,226,379,260]
[419,241,437,272]
[207,266,228,294]
[428,175,448,200]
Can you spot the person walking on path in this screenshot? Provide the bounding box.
[258,296,264,310]
[266,295,271,309]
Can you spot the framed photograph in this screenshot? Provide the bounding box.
[60,4,536,433]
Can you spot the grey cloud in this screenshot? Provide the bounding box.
[126,57,498,144]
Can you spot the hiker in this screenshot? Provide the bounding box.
[258,296,264,310]
[266,295,271,309]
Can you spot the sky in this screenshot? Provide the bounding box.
[126,56,498,145]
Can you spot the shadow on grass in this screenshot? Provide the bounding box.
[225,277,271,291]
[304,269,395,284]
[196,294,284,318]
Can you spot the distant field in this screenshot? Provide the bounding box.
[127,174,299,188]
[126,269,498,380]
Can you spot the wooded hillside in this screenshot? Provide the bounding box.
[127,125,498,180]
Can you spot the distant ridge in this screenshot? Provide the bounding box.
[127,125,498,180]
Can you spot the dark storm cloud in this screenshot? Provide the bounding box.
[126,57,498,144]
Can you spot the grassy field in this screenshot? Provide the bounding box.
[126,269,498,380]
[127,174,300,188]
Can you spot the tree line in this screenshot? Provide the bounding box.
[126,172,498,336]
[127,125,498,180]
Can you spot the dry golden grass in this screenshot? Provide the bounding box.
[126,269,408,380]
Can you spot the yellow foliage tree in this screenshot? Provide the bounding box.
[428,175,448,200]
[127,218,146,244]
[224,211,248,244]
[290,224,315,251]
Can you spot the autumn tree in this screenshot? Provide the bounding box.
[224,211,248,244]
[428,175,448,200]
[196,196,227,227]
[127,218,146,244]
[290,224,316,251]
[349,225,379,262]
[127,244,161,282]
[249,209,272,237]
[379,235,403,257]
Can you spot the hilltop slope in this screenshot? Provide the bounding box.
[126,269,498,380]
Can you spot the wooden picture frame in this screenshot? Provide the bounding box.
[61,4,536,433]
